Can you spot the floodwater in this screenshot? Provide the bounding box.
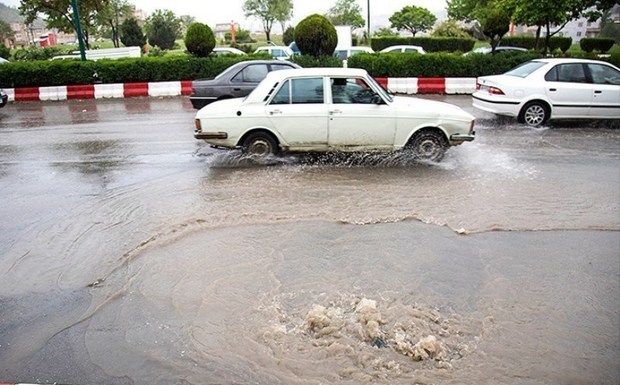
[0,98,618,385]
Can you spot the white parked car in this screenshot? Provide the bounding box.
[473,58,620,126]
[194,67,475,162]
[333,46,375,60]
[254,46,294,60]
[380,45,426,54]
[212,47,246,55]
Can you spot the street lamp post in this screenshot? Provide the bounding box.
[71,0,86,61]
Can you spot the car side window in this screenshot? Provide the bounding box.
[331,77,377,104]
[270,78,323,104]
[271,64,294,72]
[587,64,620,85]
[232,64,268,83]
[556,64,587,83]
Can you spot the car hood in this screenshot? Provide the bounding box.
[391,96,474,121]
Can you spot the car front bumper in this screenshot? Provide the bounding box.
[189,96,217,110]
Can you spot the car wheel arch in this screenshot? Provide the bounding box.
[237,128,281,148]
[518,99,551,126]
[404,126,450,162]
[405,126,449,147]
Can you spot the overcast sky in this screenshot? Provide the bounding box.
[1,0,448,31]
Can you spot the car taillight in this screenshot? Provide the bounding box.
[476,82,482,90]
[487,86,504,95]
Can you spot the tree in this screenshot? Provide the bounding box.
[243,0,293,42]
[446,0,495,23]
[0,19,14,47]
[326,0,365,29]
[295,14,337,57]
[431,19,471,38]
[96,0,132,48]
[120,18,146,48]
[389,5,437,36]
[19,0,109,49]
[144,9,181,50]
[498,0,617,53]
[179,15,196,37]
[184,22,215,57]
[482,8,510,51]
[282,26,295,45]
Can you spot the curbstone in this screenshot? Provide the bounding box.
[4,78,478,103]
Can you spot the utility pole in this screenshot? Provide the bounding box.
[367,0,370,42]
[71,0,86,60]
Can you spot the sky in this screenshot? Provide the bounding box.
[1,0,448,32]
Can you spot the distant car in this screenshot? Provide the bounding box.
[189,60,301,110]
[333,46,374,60]
[288,41,301,56]
[467,46,528,55]
[254,46,294,60]
[212,47,246,56]
[194,67,475,162]
[380,45,426,54]
[473,58,620,126]
[0,89,8,108]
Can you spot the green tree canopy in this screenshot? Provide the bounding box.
[243,0,293,42]
[389,5,437,36]
[326,0,365,29]
[144,9,181,50]
[295,14,337,57]
[184,22,215,57]
[482,8,510,50]
[120,17,146,48]
[19,0,109,49]
[96,0,132,48]
[431,19,471,38]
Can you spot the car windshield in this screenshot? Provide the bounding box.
[504,61,546,78]
[366,76,393,102]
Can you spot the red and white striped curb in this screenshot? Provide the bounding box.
[3,78,476,102]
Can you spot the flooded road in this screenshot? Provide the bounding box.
[0,97,618,384]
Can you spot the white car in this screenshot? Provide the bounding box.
[212,47,246,55]
[333,46,375,60]
[473,58,620,126]
[380,45,426,54]
[194,67,475,162]
[254,46,294,60]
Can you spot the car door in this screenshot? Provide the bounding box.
[327,77,396,150]
[229,63,269,98]
[586,63,620,118]
[265,77,329,149]
[543,63,592,118]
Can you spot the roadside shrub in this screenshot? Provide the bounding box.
[580,37,615,53]
[185,23,216,57]
[371,37,475,53]
[348,51,541,77]
[0,44,9,59]
[283,26,295,46]
[291,55,341,68]
[295,14,337,57]
[500,36,572,52]
[11,46,70,61]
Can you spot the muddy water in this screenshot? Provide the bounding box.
[0,99,619,384]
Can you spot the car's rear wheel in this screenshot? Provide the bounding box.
[518,101,549,127]
[242,131,278,156]
[407,129,448,162]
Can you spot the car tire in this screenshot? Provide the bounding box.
[407,129,448,163]
[242,131,278,156]
[518,101,549,127]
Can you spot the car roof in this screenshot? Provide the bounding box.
[532,57,616,65]
[246,67,370,102]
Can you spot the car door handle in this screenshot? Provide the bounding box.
[329,109,342,115]
[594,90,602,94]
[549,88,557,92]
[233,88,241,91]
[269,109,282,115]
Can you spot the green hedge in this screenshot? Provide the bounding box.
[499,36,573,52]
[2,51,619,88]
[348,51,542,77]
[579,38,615,53]
[0,54,268,88]
[371,37,476,53]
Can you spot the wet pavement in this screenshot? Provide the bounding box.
[0,96,618,385]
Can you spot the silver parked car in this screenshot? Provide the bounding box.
[189,60,301,109]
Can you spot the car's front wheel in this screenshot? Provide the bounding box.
[407,129,448,162]
[518,101,549,127]
[242,131,278,156]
